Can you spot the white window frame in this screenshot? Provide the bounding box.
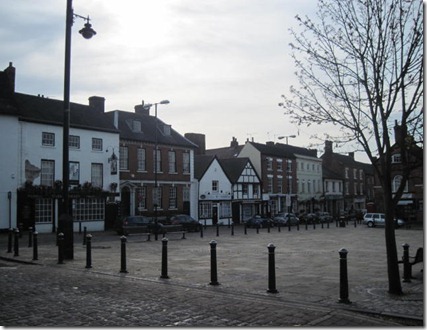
[42,132,55,147]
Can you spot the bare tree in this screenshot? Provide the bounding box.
[280,0,423,294]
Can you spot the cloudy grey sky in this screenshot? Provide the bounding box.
[0,0,369,161]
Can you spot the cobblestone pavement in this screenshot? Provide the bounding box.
[0,223,423,327]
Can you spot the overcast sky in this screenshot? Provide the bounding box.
[0,0,370,162]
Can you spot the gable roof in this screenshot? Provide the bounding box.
[194,154,216,180]
[194,155,259,184]
[218,157,255,183]
[106,110,197,149]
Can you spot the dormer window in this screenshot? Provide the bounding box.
[163,124,171,136]
[132,120,142,132]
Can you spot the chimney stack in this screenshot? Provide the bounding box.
[230,137,238,148]
[1,62,16,96]
[135,104,150,116]
[325,140,333,154]
[88,96,105,112]
[185,133,205,155]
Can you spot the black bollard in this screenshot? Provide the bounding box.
[297,222,300,231]
[288,219,291,232]
[244,223,247,235]
[83,226,87,245]
[200,225,204,238]
[267,243,278,293]
[57,232,64,264]
[160,238,169,279]
[209,240,219,285]
[305,221,308,230]
[278,222,281,233]
[28,227,33,248]
[7,228,13,253]
[313,222,316,230]
[338,248,351,304]
[120,236,128,273]
[231,223,234,236]
[354,219,357,228]
[85,234,92,269]
[216,224,219,237]
[18,223,23,238]
[321,222,324,229]
[256,225,259,234]
[327,221,330,229]
[228,219,231,229]
[14,228,20,257]
[402,243,411,283]
[32,232,38,261]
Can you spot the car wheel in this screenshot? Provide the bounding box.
[367,221,374,228]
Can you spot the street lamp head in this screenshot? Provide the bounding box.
[160,100,170,105]
[79,21,96,39]
[289,135,297,138]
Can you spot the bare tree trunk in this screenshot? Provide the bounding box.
[384,202,402,295]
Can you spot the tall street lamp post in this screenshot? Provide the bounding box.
[60,0,96,259]
[277,134,296,218]
[143,100,170,240]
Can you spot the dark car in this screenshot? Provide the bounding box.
[169,214,201,232]
[116,216,165,235]
[245,215,274,228]
[300,213,318,224]
[273,213,300,226]
[317,212,333,223]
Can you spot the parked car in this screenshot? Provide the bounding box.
[273,213,300,226]
[245,215,274,228]
[115,216,165,235]
[300,213,318,224]
[169,214,201,232]
[363,213,405,228]
[317,212,333,223]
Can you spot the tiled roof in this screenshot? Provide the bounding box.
[6,92,118,133]
[218,158,253,183]
[248,141,296,159]
[321,152,370,168]
[194,155,215,180]
[105,110,197,149]
[205,145,243,159]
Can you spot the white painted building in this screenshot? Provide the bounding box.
[195,156,232,226]
[0,62,120,233]
[296,153,323,213]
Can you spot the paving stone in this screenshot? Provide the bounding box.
[0,225,423,326]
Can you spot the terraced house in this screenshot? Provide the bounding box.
[105,103,198,220]
[0,63,120,233]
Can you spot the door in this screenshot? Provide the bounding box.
[121,187,131,217]
[212,205,218,225]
